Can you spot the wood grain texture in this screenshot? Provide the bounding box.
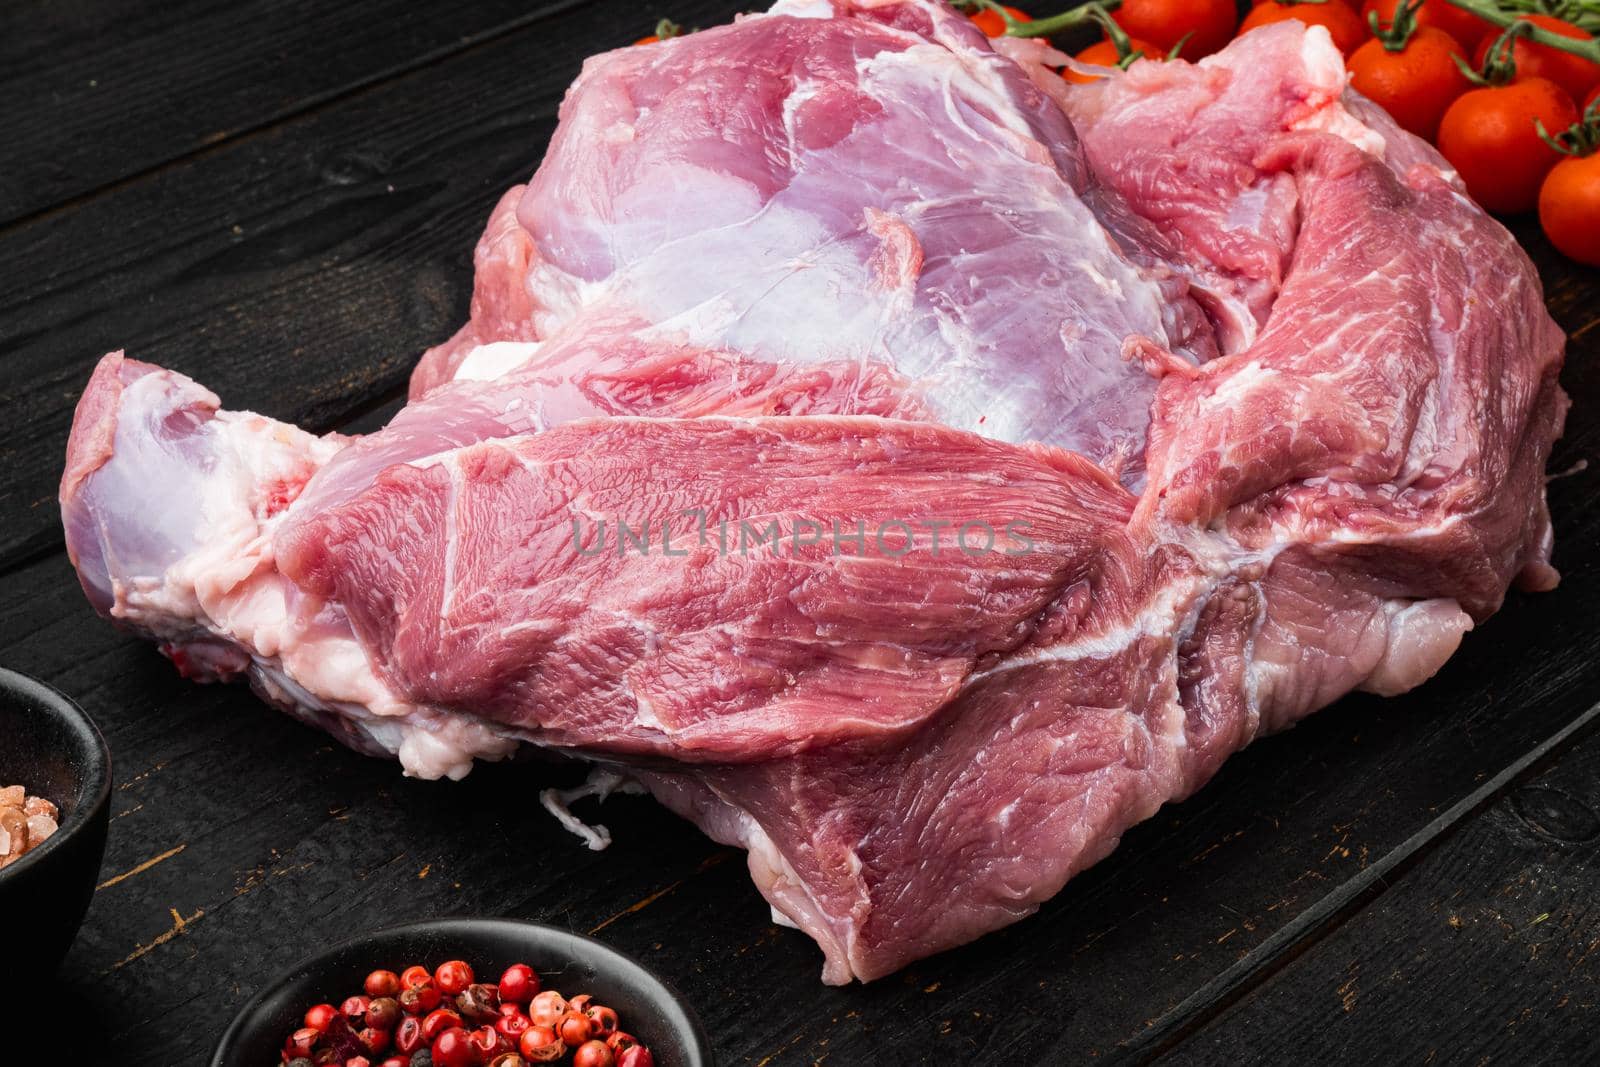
[2,1,1598,1065]
[0,0,675,224]
[1172,714,1600,1064]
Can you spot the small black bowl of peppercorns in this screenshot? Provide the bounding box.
[0,667,112,972]
[211,917,712,1067]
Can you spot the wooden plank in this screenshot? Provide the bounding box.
[1164,709,1600,1063]
[0,0,751,571]
[0,0,678,224]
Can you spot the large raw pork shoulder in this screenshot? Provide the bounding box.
[60,1,1566,983]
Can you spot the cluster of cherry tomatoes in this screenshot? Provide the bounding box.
[962,1,1600,265]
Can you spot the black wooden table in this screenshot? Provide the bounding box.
[4,2,1598,1063]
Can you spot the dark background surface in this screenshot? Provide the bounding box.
[3,1,1598,1063]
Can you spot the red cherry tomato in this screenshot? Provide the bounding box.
[1362,0,1495,52]
[1063,36,1162,84]
[1240,0,1367,57]
[1437,77,1580,212]
[1347,26,1471,140]
[1540,148,1600,264]
[1473,15,1600,106]
[970,5,1031,38]
[1115,0,1238,58]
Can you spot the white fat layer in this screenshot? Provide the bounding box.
[454,341,544,382]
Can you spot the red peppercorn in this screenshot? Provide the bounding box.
[556,1011,592,1048]
[495,1011,531,1041]
[431,1027,477,1067]
[567,994,593,1014]
[488,1055,527,1067]
[573,1040,615,1067]
[399,984,442,1015]
[305,1004,339,1033]
[616,1047,654,1067]
[469,1023,510,1059]
[498,964,539,1006]
[378,1059,407,1067]
[364,970,402,998]
[528,991,567,1028]
[358,1027,391,1055]
[344,1057,370,1067]
[401,965,432,990]
[434,960,475,995]
[285,1027,321,1058]
[583,1005,618,1038]
[313,1051,339,1067]
[394,1017,425,1055]
[456,982,501,1021]
[421,1008,463,1043]
[606,1032,639,1054]
[341,995,372,1021]
[366,998,401,1031]
[518,1025,566,1063]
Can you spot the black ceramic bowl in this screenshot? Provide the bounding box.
[0,667,112,972]
[213,917,714,1065]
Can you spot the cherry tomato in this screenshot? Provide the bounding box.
[1240,0,1367,57]
[1540,149,1600,264]
[1362,0,1495,52]
[1063,36,1162,84]
[1473,15,1600,107]
[1348,26,1470,140]
[1115,0,1238,59]
[970,5,1031,38]
[1437,77,1580,212]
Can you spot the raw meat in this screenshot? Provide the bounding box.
[59,2,1565,984]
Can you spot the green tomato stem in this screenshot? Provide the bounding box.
[1006,0,1123,38]
[1441,0,1600,64]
